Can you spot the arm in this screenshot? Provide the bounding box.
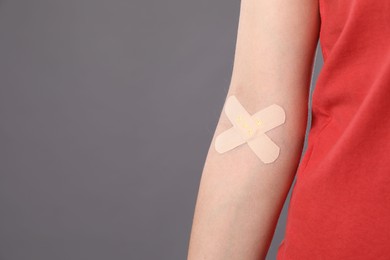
[187,0,320,259]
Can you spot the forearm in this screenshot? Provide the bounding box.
[187,0,320,259]
[187,86,307,260]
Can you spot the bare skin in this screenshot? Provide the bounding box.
[187,0,321,259]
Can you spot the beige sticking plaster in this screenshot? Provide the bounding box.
[215,95,286,163]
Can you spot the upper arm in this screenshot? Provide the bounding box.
[216,0,321,163]
[230,0,320,91]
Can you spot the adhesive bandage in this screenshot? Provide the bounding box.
[215,95,286,163]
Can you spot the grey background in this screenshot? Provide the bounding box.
[0,0,323,259]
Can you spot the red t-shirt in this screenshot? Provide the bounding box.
[277,0,390,259]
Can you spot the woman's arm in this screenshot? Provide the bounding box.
[187,0,320,259]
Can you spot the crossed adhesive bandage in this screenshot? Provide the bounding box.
[215,95,286,163]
